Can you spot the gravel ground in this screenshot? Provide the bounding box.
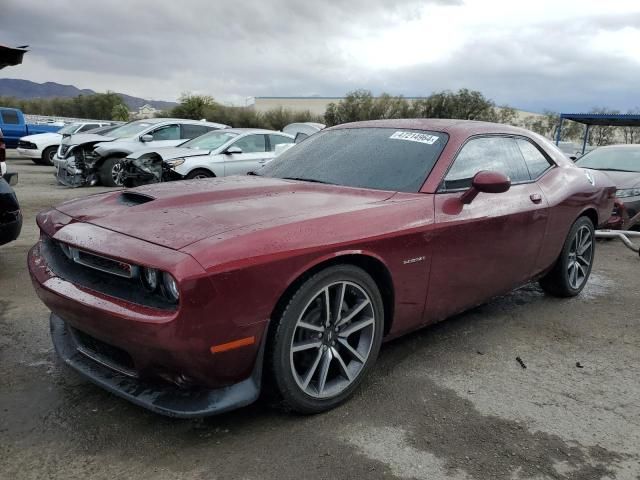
[1,154,639,480]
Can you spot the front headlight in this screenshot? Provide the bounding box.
[165,158,185,168]
[162,272,180,303]
[616,188,640,198]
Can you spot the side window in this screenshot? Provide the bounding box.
[268,134,294,151]
[516,138,553,179]
[1,110,20,125]
[232,134,266,153]
[78,123,99,132]
[443,137,530,190]
[150,124,181,141]
[182,124,213,140]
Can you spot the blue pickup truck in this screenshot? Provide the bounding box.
[0,107,61,148]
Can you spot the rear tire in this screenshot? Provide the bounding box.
[41,146,58,166]
[268,265,384,414]
[539,216,595,297]
[185,169,214,180]
[99,157,125,187]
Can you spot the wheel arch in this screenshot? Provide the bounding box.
[269,252,396,337]
[579,207,598,228]
[185,167,218,178]
[96,150,129,167]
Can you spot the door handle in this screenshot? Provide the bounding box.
[530,193,542,204]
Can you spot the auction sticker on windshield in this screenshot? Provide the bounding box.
[390,131,440,145]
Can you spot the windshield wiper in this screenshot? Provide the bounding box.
[281,176,334,185]
[247,171,262,176]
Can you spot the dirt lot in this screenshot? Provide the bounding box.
[1,153,639,480]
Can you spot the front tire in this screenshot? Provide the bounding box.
[185,169,214,180]
[268,265,384,414]
[99,157,125,187]
[539,216,595,297]
[41,146,58,166]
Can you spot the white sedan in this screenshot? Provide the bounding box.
[125,128,294,182]
[17,121,112,165]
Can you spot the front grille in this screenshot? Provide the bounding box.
[71,247,137,278]
[70,327,137,377]
[18,140,36,149]
[40,235,178,310]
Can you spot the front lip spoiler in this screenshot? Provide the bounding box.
[50,313,264,418]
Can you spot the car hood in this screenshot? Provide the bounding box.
[63,133,116,146]
[597,170,640,189]
[54,175,394,250]
[127,146,208,161]
[20,132,61,143]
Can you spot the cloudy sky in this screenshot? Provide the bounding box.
[1,0,640,112]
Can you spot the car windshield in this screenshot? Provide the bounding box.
[576,147,640,173]
[180,131,239,150]
[105,121,154,139]
[260,127,448,192]
[58,124,79,135]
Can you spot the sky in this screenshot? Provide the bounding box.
[1,0,640,112]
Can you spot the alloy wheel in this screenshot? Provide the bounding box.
[111,162,124,186]
[289,281,376,399]
[567,225,593,289]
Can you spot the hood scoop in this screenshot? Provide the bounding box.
[119,191,155,207]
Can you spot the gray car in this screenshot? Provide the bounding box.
[54,118,229,187]
[122,128,294,185]
[576,144,640,229]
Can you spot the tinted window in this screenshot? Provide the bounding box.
[233,134,266,153]
[182,124,213,140]
[151,124,180,141]
[268,134,293,151]
[576,147,640,173]
[181,130,238,150]
[1,110,19,125]
[443,136,530,190]
[261,128,448,192]
[517,139,552,178]
[78,123,100,132]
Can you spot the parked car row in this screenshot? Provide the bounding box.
[53,118,230,187]
[17,120,116,165]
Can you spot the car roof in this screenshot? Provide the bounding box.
[330,118,533,137]
[224,128,292,135]
[132,118,229,128]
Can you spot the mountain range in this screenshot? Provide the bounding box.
[0,78,177,111]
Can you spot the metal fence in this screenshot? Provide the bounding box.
[24,114,125,126]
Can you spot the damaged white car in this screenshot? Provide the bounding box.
[53,118,229,187]
[121,128,293,187]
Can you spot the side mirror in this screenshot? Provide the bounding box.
[140,134,153,142]
[460,170,511,204]
[225,146,242,155]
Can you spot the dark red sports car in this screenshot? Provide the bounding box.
[29,119,616,417]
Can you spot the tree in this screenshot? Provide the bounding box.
[111,104,130,121]
[171,93,218,120]
[620,108,640,144]
[587,108,620,146]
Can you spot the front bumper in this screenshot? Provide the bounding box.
[17,147,42,159]
[51,313,263,418]
[53,155,85,187]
